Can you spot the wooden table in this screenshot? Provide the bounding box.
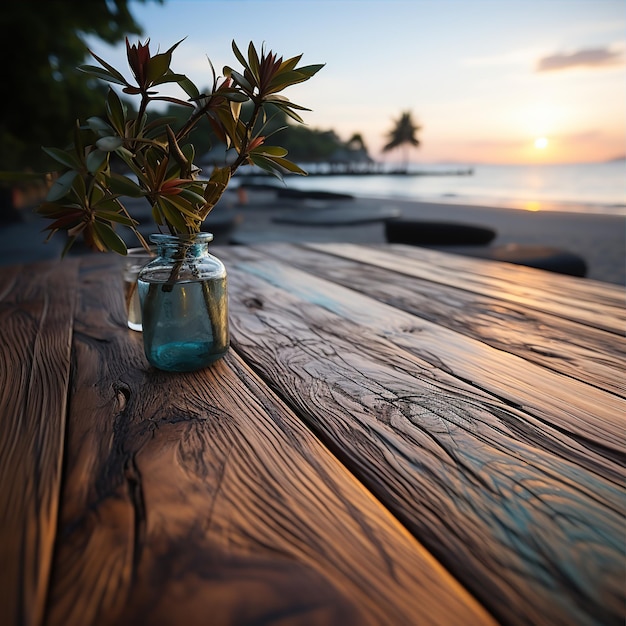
[1,242,624,626]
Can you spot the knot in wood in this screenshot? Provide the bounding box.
[244,296,264,310]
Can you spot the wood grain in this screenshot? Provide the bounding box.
[222,245,625,461]
[0,259,78,626]
[220,245,625,626]
[306,243,625,334]
[239,243,626,396]
[45,255,495,626]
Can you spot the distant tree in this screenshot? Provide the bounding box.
[383,110,421,169]
[0,0,162,172]
[347,133,367,152]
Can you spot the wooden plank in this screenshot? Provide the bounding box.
[0,259,78,626]
[45,256,494,626]
[233,243,625,396]
[305,243,626,334]
[221,248,625,626]
[222,245,625,460]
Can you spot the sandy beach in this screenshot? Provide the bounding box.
[226,188,625,286]
[1,189,624,287]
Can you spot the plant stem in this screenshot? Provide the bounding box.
[229,99,263,175]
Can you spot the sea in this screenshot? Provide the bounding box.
[257,161,626,217]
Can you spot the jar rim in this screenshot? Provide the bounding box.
[149,233,214,244]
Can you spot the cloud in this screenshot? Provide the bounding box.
[537,47,624,72]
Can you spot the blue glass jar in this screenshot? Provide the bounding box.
[137,233,229,372]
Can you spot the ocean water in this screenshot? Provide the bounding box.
[272,161,626,216]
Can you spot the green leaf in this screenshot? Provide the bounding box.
[178,188,207,207]
[164,193,203,220]
[182,143,195,164]
[231,41,250,74]
[213,108,241,149]
[42,147,82,170]
[78,65,127,86]
[151,72,188,87]
[250,145,288,158]
[295,63,325,78]
[223,90,249,103]
[177,74,200,100]
[152,202,164,226]
[86,116,115,136]
[85,49,129,84]
[268,155,307,175]
[114,146,139,167]
[249,154,307,179]
[228,70,254,94]
[86,149,108,174]
[96,136,123,152]
[271,102,306,124]
[89,184,106,205]
[159,197,190,232]
[94,210,137,227]
[36,200,80,217]
[93,220,128,255]
[146,50,175,85]
[72,171,87,200]
[73,120,85,157]
[265,94,309,109]
[279,54,303,73]
[249,153,284,179]
[267,70,311,92]
[106,89,126,135]
[46,171,78,201]
[247,41,260,82]
[107,172,145,197]
[210,166,231,186]
[201,180,228,217]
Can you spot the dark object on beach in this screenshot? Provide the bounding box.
[469,244,588,277]
[385,219,496,246]
[277,188,355,201]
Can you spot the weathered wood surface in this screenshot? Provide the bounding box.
[2,244,625,626]
[309,243,625,334]
[248,243,626,396]
[219,244,626,626]
[45,255,494,626]
[0,260,78,626]
[221,245,625,459]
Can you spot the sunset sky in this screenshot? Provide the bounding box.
[88,0,626,165]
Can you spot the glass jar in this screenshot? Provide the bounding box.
[137,233,229,372]
[122,247,156,331]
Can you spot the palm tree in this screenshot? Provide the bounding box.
[347,133,367,151]
[383,111,421,171]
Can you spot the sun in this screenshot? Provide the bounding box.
[534,137,549,150]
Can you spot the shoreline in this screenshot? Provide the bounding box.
[360,193,626,217]
[234,160,626,219]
